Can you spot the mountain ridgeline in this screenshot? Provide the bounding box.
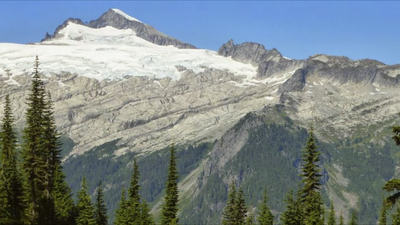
[1,8,400,225]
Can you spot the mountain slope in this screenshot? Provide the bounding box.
[1,8,400,224]
[43,8,196,49]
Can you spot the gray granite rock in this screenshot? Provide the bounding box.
[42,9,196,49]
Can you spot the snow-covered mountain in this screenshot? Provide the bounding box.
[2,8,400,223]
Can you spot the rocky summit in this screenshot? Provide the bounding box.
[1,8,400,224]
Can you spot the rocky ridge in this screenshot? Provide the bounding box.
[42,9,196,49]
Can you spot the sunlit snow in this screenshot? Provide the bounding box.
[111,8,143,23]
[0,22,257,82]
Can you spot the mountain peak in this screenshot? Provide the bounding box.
[110,8,142,23]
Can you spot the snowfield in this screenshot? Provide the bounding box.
[0,22,257,82]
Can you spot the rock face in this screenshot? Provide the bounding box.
[219,39,400,87]
[43,9,196,49]
[3,9,400,224]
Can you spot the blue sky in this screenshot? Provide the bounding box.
[1,1,399,65]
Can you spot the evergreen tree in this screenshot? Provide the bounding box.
[21,55,48,224]
[281,189,303,225]
[52,164,76,225]
[257,189,273,225]
[300,127,324,225]
[76,178,96,225]
[234,187,247,225]
[161,143,179,225]
[128,158,140,222]
[384,117,400,207]
[349,210,358,225]
[0,95,25,224]
[393,206,400,225]
[245,208,255,225]
[339,211,344,225]
[41,92,63,225]
[379,199,388,225]
[139,201,155,225]
[94,181,108,225]
[114,188,130,225]
[327,201,335,225]
[222,182,237,225]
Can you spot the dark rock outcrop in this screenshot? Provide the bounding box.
[278,69,306,93]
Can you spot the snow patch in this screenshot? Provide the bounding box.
[5,78,20,86]
[153,80,163,88]
[265,96,274,101]
[111,9,142,23]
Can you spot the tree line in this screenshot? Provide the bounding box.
[0,57,179,225]
[1,57,400,225]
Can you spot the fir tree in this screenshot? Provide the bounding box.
[349,210,358,225]
[300,127,324,225]
[21,55,48,224]
[257,189,273,225]
[327,201,335,225]
[94,181,108,225]
[245,208,255,225]
[281,189,303,225]
[384,116,400,207]
[128,158,140,222]
[76,178,96,225]
[222,182,237,225]
[139,201,155,225]
[339,211,344,225]
[234,187,247,225]
[0,95,25,224]
[161,143,179,225]
[379,198,388,225]
[52,164,75,225]
[393,206,400,225]
[114,188,130,225]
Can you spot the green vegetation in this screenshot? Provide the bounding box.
[257,190,273,225]
[4,57,400,225]
[0,95,24,225]
[161,144,179,225]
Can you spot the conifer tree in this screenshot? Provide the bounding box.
[327,201,335,225]
[222,182,237,225]
[379,199,388,225]
[76,178,96,225]
[21,56,48,224]
[281,189,303,225]
[161,143,179,225]
[114,188,130,225]
[139,201,155,225]
[339,211,344,225]
[383,117,400,207]
[235,187,247,225]
[257,189,273,225]
[300,127,324,225]
[52,164,75,225]
[349,210,358,225]
[393,206,400,225]
[94,181,108,225]
[128,158,140,221]
[0,95,25,224]
[245,208,255,225]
